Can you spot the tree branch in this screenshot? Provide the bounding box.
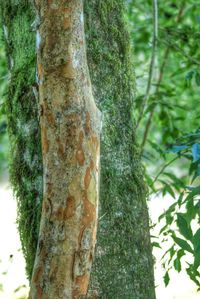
[151,156,179,187]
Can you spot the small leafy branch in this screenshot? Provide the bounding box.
[158,132,200,288]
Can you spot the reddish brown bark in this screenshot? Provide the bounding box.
[29,1,101,298]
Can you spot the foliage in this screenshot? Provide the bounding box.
[126,0,200,289]
[158,133,200,288]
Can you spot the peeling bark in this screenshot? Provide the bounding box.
[29,1,101,298]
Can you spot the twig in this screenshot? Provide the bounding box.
[136,0,158,128]
[141,48,169,150]
[140,2,186,152]
[151,156,179,186]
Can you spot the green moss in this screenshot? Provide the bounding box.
[84,1,155,298]
[0,1,43,280]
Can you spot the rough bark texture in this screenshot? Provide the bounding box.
[1,0,156,298]
[28,0,101,298]
[0,0,42,276]
[84,2,156,298]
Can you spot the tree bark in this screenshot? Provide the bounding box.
[0,0,156,298]
[84,2,156,298]
[28,1,101,298]
[0,0,42,277]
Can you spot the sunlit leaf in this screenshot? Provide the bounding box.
[176,213,193,241]
[195,72,200,86]
[174,257,181,272]
[172,236,193,253]
[164,271,170,287]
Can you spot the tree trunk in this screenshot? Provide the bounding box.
[0,0,156,298]
[0,0,43,277]
[28,0,101,298]
[84,2,156,298]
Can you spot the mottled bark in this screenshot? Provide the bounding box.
[1,0,156,298]
[28,1,101,298]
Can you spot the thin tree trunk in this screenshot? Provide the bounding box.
[28,0,101,298]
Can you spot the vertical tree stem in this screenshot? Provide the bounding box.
[29,1,101,298]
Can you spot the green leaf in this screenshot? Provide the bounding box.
[186,198,196,221]
[152,242,161,249]
[168,145,188,153]
[195,72,200,86]
[193,228,200,253]
[185,186,200,202]
[159,224,169,235]
[174,257,181,272]
[186,70,194,82]
[161,245,174,260]
[145,102,156,114]
[145,173,156,192]
[165,184,176,199]
[191,143,200,162]
[194,252,200,269]
[159,180,176,198]
[14,285,26,293]
[148,140,166,158]
[158,202,176,222]
[177,249,185,260]
[163,172,185,188]
[165,214,173,225]
[178,192,184,207]
[168,246,176,265]
[172,236,193,253]
[164,271,170,287]
[176,213,193,241]
[186,265,200,286]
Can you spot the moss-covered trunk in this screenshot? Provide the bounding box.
[85,2,155,298]
[0,0,156,298]
[0,0,43,276]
